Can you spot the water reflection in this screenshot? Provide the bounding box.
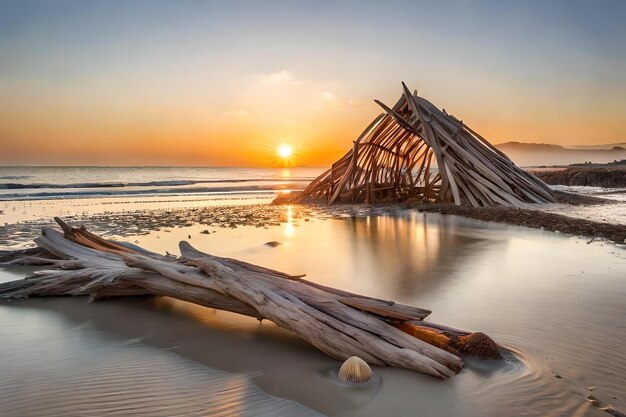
[340,211,503,299]
[283,205,295,238]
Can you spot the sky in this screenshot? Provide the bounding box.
[1,0,625,166]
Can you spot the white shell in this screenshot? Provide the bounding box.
[338,356,372,383]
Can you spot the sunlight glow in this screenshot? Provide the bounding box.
[277,144,293,159]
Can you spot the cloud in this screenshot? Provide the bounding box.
[246,70,351,110]
[262,70,297,84]
[216,70,368,137]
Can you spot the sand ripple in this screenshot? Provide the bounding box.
[0,307,323,417]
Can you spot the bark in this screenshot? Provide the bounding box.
[0,218,503,377]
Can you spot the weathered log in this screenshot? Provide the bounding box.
[0,247,58,263]
[0,218,504,377]
[53,217,433,321]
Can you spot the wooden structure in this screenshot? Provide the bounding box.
[0,218,502,378]
[300,83,555,207]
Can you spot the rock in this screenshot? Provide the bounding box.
[264,241,281,248]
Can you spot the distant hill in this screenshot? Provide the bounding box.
[495,141,626,167]
[566,142,626,150]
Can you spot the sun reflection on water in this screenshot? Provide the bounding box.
[283,205,295,238]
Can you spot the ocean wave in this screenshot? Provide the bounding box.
[0,184,303,201]
[0,178,312,190]
[0,175,33,180]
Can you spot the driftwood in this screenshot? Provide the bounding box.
[0,218,502,378]
[299,83,555,208]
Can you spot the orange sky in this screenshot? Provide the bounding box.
[1,1,625,167]
[0,71,371,166]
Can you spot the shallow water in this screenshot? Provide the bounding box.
[0,294,322,417]
[1,208,625,416]
[543,185,626,226]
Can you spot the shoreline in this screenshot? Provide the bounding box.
[1,189,626,249]
[405,190,626,244]
[277,190,626,245]
[407,202,626,245]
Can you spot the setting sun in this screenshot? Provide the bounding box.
[277,144,293,159]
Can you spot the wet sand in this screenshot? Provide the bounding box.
[1,207,625,416]
[0,296,322,417]
[0,194,399,248]
[409,202,626,244]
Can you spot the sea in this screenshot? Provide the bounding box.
[0,166,324,201]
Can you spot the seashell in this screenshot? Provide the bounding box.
[338,356,372,383]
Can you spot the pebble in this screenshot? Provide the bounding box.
[0,204,401,249]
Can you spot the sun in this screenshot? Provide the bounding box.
[277,144,293,159]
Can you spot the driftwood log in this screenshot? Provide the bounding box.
[299,82,555,208]
[0,218,502,378]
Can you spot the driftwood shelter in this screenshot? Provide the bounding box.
[299,83,555,208]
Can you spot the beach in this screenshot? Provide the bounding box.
[1,167,625,416]
[3,1,626,415]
